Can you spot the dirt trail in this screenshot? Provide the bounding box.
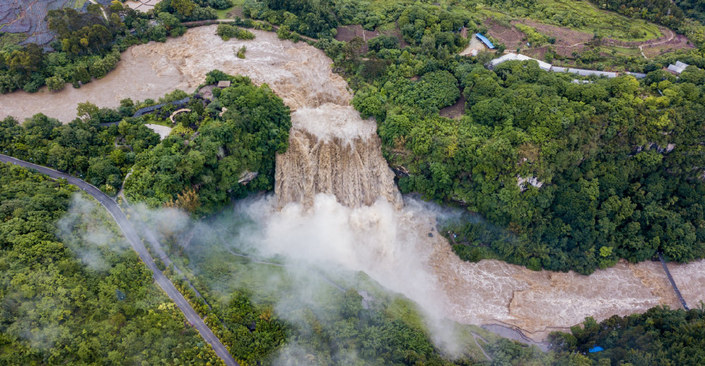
[1,26,703,342]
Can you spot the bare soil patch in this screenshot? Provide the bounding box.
[459,36,487,56]
[483,18,524,51]
[513,20,692,59]
[335,25,380,52]
[514,19,591,57]
[439,95,465,120]
[518,19,593,46]
[522,46,549,61]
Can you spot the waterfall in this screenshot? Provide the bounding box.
[275,104,402,209]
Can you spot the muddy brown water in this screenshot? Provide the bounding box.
[1,25,703,342]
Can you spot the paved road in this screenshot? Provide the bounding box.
[0,154,238,366]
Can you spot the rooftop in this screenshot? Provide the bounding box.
[475,33,496,49]
[667,61,689,74]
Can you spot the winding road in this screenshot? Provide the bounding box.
[0,154,238,366]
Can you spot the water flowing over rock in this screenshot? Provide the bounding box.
[275,105,402,208]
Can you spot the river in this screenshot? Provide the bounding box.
[1,25,703,342]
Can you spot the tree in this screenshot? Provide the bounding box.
[172,0,196,18]
[45,75,66,91]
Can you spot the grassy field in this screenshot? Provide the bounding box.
[216,7,235,19]
[609,45,643,57]
[482,0,662,41]
[215,0,245,19]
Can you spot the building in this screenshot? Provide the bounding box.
[667,61,689,74]
[625,71,647,78]
[217,80,232,88]
[564,68,618,78]
[488,53,646,79]
[475,33,496,49]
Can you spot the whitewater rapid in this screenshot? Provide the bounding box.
[1,25,703,341]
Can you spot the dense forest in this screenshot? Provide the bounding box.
[124,71,291,213]
[4,155,699,363]
[551,305,705,365]
[588,0,705,35]
[433,61,705,273]
[2,5,147,93]
[178,228,524,366]
[281,290,476,365]
[588,0,684,29]
[0,104,160,195]
[676,0,705,24]
[0,163,221,364]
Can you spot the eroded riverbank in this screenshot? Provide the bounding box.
[1,25,703,342]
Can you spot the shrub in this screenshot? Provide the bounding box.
[217,24,255,41]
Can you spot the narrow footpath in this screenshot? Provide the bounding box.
[0,154,238,366]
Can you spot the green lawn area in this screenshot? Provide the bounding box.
[608,45,644,57]
[216,0,245,19]
[216,7,234,19]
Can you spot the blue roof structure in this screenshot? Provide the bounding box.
[588,346,604,353]
[475,33,495,49]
